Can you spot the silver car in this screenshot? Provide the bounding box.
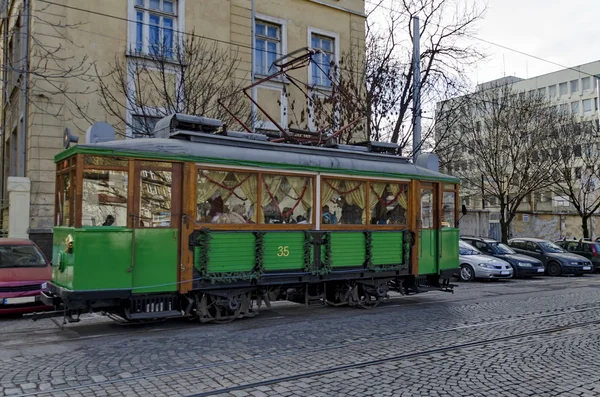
[458,240,513,281]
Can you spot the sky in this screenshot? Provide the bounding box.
[469,0,600,86]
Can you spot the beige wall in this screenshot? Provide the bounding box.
[511,212,600,240]
[1,0,366,234]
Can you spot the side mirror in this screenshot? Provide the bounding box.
[461,204,467,216]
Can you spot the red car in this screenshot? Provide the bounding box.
[0,238,52,315]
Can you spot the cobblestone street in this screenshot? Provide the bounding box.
[2,275,600,397]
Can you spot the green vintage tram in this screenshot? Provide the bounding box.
[39,114,460,324]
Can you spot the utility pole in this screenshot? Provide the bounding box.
[412,16,421,162]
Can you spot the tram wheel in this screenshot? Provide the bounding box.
[197,292,251,324]
[355,283,381,309]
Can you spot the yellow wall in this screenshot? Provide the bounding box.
[1,0,366,232]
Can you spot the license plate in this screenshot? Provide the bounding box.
[583,266,591,270]
[537,268,545,273]
[2,296,36,305]
[500,271,510,275]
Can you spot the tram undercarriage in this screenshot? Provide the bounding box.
[32,274,455,326]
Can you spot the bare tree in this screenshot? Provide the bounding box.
[547,116,600,238]
[95,31,253,137]
[307,0,485,152]
[447,84,558,242]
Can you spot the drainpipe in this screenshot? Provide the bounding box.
[0,2,8,199]
[250,0,256,132]
[18,0,29,177]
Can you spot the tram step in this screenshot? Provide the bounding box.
[126,310,183,320]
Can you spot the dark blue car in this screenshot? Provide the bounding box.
[461,236,545,278]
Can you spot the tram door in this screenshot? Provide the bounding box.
[418,183,439,274]
[130,161,181,294]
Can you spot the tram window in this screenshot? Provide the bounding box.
[197,170,258,224]
[261,175,313,224]
[82,170,128,226]
[442,191,456,228]
[84,156,127,168]
[140,170,172,227]
[57,173,71,226]
[369,182,408,225]
[322,179,366,225]
[420,188,434,229]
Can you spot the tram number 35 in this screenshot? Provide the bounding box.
[277,246,290,257]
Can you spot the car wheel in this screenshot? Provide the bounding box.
[547,261,562,277]
[459,264,475,282]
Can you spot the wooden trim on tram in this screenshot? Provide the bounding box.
[180,162,196,294]
[74,154,84,228]
[409,179,419,275]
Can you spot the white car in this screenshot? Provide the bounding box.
[458,240,513,281]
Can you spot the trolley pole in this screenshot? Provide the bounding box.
[412,16,421,162]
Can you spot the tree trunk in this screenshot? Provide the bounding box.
[500,220,510,244]
[582,216,590,239]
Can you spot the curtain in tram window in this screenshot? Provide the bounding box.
[344,180,367,224]
[234,173,259,222]
[197,170,228,203]
[321,179,340,207]
[288,176,313,212]
[369,182,387,221]
[390,184,408,209]
[261,175,283,204]
[345,180,366,208]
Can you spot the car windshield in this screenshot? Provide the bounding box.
[489,242,515,254]
[459,241,480,255]
[0,245,47,268]
[538,241,565,253]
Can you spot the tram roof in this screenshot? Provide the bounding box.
[58,133,459,183]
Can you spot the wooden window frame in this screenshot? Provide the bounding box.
[134,160,181,229]
[442,183,459,229]
[194,166,316,231]
[320,176,410,231]
[55,155,78,227]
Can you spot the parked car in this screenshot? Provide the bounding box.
[0,239,52,315]
[555,239,600,272]
[458,240,513,281]
[460,236,545,278]
[508,238,593,276]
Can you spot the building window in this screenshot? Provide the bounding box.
[255,21,281,76]
[537,87,546,97]
[574,144,582,158]
[570,79,579,94]
[311,34,335,87]
[132,115,161,138]
[575,167,582,179]
[548,85,557,97]
[571,101,579,115]
[133,0,177,57]
[559,82,568,96]
[559,103,568,114]
[582,77,592,91]
[583,98,593,113]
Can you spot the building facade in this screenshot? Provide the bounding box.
[0,0,366,255]
[437,61,600,239]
